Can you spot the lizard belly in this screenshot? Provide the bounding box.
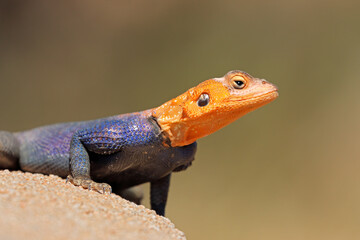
[89,142,197,189]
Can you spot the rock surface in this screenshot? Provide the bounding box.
[0,170,186,240]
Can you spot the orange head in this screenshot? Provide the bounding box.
[152,70,279,147]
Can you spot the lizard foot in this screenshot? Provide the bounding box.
[66,175,112,194]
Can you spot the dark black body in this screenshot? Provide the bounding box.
[89,142,197,189]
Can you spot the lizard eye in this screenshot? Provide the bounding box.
[231,76,246,89]
[197,93,210,107]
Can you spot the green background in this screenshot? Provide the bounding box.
[1,1,360,239]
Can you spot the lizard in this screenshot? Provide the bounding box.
[0,70,278,216]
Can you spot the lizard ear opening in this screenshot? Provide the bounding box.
[197,93,210,107]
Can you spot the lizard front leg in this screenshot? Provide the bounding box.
[67,132,112,194]
[151,174,171,216]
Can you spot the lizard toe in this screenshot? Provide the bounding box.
[66,175,112,194]
[90,182,112,194]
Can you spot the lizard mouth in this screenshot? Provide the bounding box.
[226,90,279,104]
[251,90,279,101]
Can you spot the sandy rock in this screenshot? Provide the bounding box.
[0,170,186,240]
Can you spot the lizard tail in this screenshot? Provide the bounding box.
[0,131,20,169]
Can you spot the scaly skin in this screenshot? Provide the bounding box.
[0,70,278,216]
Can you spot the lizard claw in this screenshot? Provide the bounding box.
[66,175,112,194]
[66,175,72,183]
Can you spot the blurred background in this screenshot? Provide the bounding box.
[1,0,360,239]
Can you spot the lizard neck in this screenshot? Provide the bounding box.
[150,91,191,147]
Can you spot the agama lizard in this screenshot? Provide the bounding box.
[0,70,278,216]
